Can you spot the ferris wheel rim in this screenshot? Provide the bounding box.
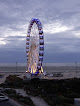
[26,18,44,74]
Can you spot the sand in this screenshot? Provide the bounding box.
[0,66,80,83]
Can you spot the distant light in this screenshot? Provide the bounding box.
[26,70,28,73]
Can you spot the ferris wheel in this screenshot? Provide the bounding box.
[26,18,44,75]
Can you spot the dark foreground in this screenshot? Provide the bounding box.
[1,75,80,106]
[0,100,14,106]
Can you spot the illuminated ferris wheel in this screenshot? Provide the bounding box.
[26,18,44,75]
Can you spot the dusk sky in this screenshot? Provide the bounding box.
[0,0,80,63]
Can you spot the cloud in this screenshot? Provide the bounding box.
[0,41,6,45]
[44,21,73,34]
[0,0,80,62]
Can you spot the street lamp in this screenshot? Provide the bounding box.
[75,62,77,78]
[16,62,17,74]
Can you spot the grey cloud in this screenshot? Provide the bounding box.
[72,26,80,31]
[0,0,80,62]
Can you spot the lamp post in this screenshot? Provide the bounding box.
[75,62,77,78]
[16,62,17,74]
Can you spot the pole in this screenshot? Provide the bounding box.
[16,62,17,74]
[75,62,77,78]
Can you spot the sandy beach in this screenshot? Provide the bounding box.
[0,65,80,73]
[0,65,80,83]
